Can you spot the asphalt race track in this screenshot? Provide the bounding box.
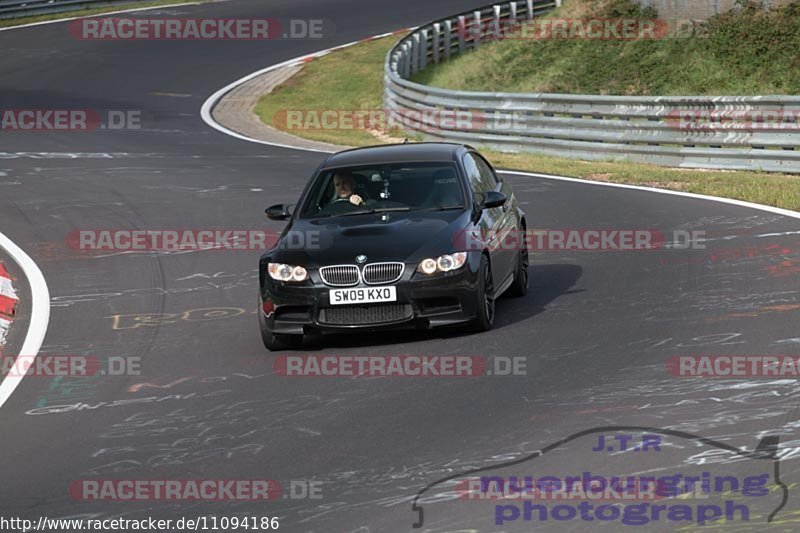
[2,1,800,531]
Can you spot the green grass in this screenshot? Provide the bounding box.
[413,0,800,95]
[254,18,800,211]
[0,0,206,29]
[254,36,399,147]
[488,152,800,209]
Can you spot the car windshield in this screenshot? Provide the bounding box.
[298,162,465,219]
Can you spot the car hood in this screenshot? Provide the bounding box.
[267,209,471,266]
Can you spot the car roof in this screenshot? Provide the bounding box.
[320,142,473,169]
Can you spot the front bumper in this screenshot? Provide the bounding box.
[259,254,482,335]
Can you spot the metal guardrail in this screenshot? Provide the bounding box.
[384,0,800,173]
[0,0,153,20]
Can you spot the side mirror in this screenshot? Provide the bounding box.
[482,191,507,209]
[266,204,292,221]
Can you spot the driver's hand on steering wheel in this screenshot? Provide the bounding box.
[349,194,364,206]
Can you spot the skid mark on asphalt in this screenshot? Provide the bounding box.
[30,239,264,262]
[50,270,255,307]
[550,372,800,444]
[705,302,800,322]
[26,388,232,416]
[30,340,143,408]
[0,152,124,159]
[77,390,345,477]
[128,377,193,393]
[677,214,789,234]
[773,337,800,345]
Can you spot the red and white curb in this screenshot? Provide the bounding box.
[0,232,50,411]
[0,261,18,347]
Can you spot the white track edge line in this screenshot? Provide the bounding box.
[200,29,412,154]
[0,232,51,410]
[499,169,800,220]
[0,2,201,33]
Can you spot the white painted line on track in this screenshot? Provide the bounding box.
[498,170,800,221]
[0,318,11,346]
[0,2,201,33]
[0,233,50,410]
[200,28,413,153]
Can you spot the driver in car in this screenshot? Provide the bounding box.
[333,172,365,206]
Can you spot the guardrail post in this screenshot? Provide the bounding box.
[443,20,453,60]
[473,10,482,49]
[419,29,429,71]
[526,0,534,19]
[510,1,518,22]
[410,33,420,74]
[432,23,441,64]
[401,42,412,78]
[457,15,467,53]
[491,5,501,40]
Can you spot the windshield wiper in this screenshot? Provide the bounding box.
[414,206,464,212]
[334,209,375,217]
[334,207,411,217]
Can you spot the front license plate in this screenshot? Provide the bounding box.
[329,286,397,305]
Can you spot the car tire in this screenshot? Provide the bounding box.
[507,238,529,298]
[470,254,495,332]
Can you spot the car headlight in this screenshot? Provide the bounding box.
[417,252,467,275]
[268,263,308,282]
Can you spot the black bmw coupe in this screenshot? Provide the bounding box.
[258,143,528,350]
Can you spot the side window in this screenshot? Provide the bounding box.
[473,154,499,190]
[463,153,488,194]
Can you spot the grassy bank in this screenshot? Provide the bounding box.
[413,0,800,95]
[254,36,397,147]
[254,26,800,211]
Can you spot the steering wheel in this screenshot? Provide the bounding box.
[317,198,361,216]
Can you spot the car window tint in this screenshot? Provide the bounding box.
[474,154,499,190]
[463,153,487,194]
[298,162,463,218]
